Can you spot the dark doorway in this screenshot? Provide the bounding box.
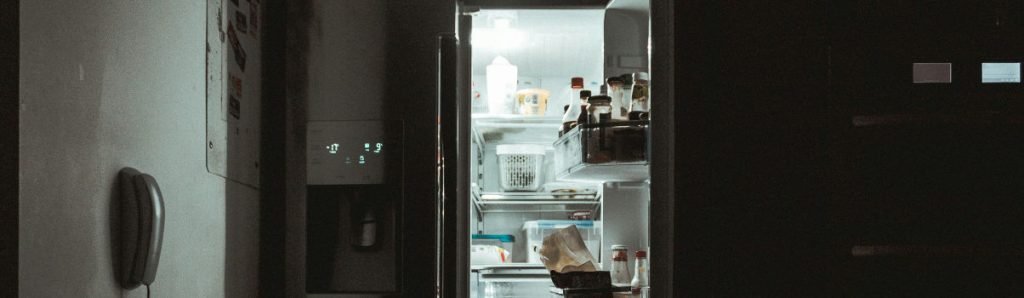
[1,0,19,296]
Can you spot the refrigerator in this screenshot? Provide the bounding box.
[448,2,655,297]
[290,0,674,297]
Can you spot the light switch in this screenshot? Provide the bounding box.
[982,63,1021,83]
[913,63,952,83]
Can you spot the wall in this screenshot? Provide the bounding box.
[670,1,1024,295]
[20,1,260,297]
[672,1,832,295]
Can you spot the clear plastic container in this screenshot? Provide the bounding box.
[522,220,602,264]
[471,234,516,254]
[495,144,546,191]
[486,56,518,115]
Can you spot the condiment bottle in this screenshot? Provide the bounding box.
[606,77,627,120]
[610,245,631,286]
[561,77,585,134]
[577,89,592,127]
[631,250,649,294]
[627,72,650,120]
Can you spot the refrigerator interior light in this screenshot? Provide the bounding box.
[472,17,527,50]
[472,29,527,49]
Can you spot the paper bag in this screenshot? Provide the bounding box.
[539,225,598,273]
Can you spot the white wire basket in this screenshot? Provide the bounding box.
[495,144,546,191]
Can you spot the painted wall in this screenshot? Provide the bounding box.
[19,1,260,297]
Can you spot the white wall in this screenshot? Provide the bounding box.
[19,1,260,297]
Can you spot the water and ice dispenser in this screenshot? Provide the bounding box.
[305,120,403,294]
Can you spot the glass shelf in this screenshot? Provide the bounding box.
[472,189,601,214]
[557,162,649,182]
[472,114,563,146]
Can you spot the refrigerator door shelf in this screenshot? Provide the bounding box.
[554,120,651,182]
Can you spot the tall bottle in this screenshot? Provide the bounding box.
[578,89,592,126]
[627,72,650,120]
[560,77,585,134]
[631,250,649,295]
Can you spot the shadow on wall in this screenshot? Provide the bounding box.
[224,181,260,298]
[108,173,121,289]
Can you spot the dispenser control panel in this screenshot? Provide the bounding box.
[307,121,397,185]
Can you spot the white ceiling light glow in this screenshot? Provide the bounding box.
[472,17,527,50]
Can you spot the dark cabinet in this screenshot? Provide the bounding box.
[673,0,1024,295]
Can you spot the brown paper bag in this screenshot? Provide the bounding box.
[539,225,598,273]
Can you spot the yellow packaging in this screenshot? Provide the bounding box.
[516,89,550,116]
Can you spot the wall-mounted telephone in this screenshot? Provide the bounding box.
[118,167,165,289]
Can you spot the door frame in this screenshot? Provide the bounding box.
[649,0,676,296]
[448,0,676,296]
[1,0,19,296]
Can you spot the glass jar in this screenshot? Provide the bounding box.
[606,77,627,120]
[586,95,613,124]
[628,72,650,120]
[610,245,631,286]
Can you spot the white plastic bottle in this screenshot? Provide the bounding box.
[560,77,584,135]
[631,250,649,297]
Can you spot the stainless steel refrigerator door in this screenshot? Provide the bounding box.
[437,28,473,297]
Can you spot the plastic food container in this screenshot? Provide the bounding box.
[515,89,550,116]
[471,234,515,254]
[496,144,547,191]
[522,220,602,264]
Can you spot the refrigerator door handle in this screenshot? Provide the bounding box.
[436,33,460,297]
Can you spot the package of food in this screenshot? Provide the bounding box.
[516,88,550,116]
[539,225,598,273]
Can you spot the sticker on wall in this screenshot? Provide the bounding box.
[235,11,248,34]
[229,74,243,98]
[229,95,241,119]
[249,2,259,36]
[227,23,247,71]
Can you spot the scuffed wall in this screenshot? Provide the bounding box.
[20,1,260,297]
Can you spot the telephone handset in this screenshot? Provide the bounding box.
[118,168,165,289]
